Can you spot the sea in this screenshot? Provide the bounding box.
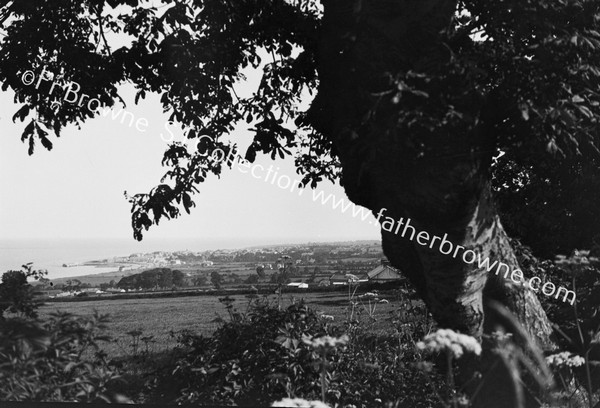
[0,237,285,280]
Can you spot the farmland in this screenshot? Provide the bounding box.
[38,288,427,359]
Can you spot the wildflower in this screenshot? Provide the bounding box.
[456,395,470,407]
[302,334,350,349]
[272,398,332,408]
[414,361,434,373]
[488,331,513,343]
[416,329,482,358]
[545,351,585,368]
[320,314,335,321]
[359,292,378,299]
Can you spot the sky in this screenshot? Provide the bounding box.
[0,69,380,245]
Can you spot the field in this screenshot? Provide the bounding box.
[38,289,426,359]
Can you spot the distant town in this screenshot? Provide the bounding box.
[38,241,407,299]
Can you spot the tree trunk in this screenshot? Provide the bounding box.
[309,0,555,405]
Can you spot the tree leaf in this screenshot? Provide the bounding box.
[12,104,30,122]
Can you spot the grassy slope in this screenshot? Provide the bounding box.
[38,289,422,358]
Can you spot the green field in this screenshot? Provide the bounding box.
[39,289,424,358]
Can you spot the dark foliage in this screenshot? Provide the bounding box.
[245,274,259,284]
[210,271,223,289]
[117,268,185,290]
[0,265,128,402]
[1,1,598,242]
[192,275,208,287]
[270,270,292,285]
[0,264,47,319]
[146,298,440,407]
[494,155,600,258]
[0,311,127,402]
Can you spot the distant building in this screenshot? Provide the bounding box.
[328,273,367,285]
[287,282,309,289]
[326,260,403,285]
[328,273,347,285]
[106,288,125,293]
[366,259,404,282]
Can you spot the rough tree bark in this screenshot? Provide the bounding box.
[308,0,555,405]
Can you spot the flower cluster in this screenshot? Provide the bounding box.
[416,329,482,359]
[302,334,350,350]
[359,292,379,299]
[545,352,585,368]
[414,361,434,373]
[271,397,331,407]
[488,331,513,343]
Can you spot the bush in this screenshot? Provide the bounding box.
[0,311,128,402]
[0,264,46,319]
[245,274,260,284]
[148,299,326,405]
[0,265,129,403]
[148,297,440,407]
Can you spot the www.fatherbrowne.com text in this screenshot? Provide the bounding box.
[370,208,576,305]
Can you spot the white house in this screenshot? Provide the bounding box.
[287,282,309,289]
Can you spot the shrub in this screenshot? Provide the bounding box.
[149,297,441,407]
[0,311,128,402]
[0,264,46,319]
[150,299,327,405]
[0,265,129,403]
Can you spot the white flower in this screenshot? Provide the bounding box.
[359,292,381,301]
[271,398,332,407]
[545,352,585,368]
[320,314,335,321]
[416,329,482,358]
[488,331,513,343]
[302,334,350,349]
[456,395,470,407]
[414,361,434,373]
